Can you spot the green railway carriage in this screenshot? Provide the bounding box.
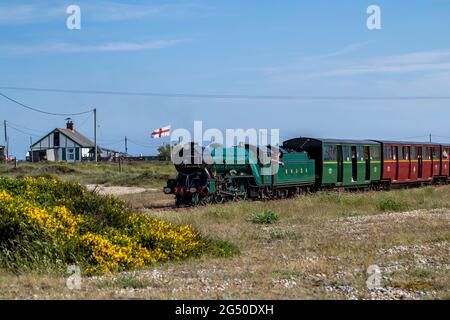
[211,145,315,189]
[283,138,381,188]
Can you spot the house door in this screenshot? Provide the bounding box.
[66,148,76,162]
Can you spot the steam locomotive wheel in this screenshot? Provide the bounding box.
[214,194,224,204]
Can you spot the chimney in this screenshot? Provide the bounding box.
[66,118,74,131]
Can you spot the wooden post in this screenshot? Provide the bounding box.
[119,157,123,173]
[94,108,97,163]
[4,120,8,158]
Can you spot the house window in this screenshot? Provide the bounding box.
[54,132,60,147]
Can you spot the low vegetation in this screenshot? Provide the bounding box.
[0,177,229,275]
[0,164,449,299]
[0,161,176,189]
[249,209,280,224]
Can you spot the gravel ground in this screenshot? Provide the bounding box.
[85,184,152,196]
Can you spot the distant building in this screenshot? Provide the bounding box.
[98,147,128,162]
[30,120,127,162]
[0,145,5,161]
[30,120,96,162]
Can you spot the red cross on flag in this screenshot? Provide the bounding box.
[151,125,171,138]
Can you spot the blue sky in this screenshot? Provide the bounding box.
[1,0,450,158]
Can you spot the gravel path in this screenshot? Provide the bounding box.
[85,184,152,196]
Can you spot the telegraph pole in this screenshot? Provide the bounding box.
[30,136,33,162]
[94,108,97,162]
[3,120,8,158]
[125,136,128,155]
[429,134,432,143]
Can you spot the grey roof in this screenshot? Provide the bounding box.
[370,140,442,146]
[58,128,95,147]
[285,137,379,145]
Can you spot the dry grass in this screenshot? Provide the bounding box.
[0,185,449,300]
[0,161,175,189]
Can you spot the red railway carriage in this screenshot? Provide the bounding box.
[373,141,443,185]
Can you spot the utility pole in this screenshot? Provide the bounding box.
[30,136,33,163]
[3,120,8,158]
[429,133,432,143]
[125,136,128,155]
[93,108,97,163]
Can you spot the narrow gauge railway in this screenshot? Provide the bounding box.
[164,138,450,206]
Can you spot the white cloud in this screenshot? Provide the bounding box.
[87,1,211,22]
[0,4,63,25]
[0,39,186,55]
[322,41,369,58]
[303,49,450,79]
[0,1,210,25]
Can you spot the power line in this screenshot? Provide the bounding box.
[4,120,47,134]
[2,86,450,101]
[0,92,93,116]
[6,123,41,138]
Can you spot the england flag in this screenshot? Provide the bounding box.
[151,125,171,138]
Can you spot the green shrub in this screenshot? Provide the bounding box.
[377,199,409,212]
[96,275,151,289]
[249,210,279,224]
[269,230,298,240]
[203,239,240,257]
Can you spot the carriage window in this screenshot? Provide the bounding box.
[324,145,337,161]
[403,147,409,160]
[392,146,397,160]
[383,146,392,160]
[433,147,439,159]
[371,147,381,160]
[364,147,370,160]
[357,146,365,161]
[424,147,430,160]
[443,149,449,160]
[411,147,417,160]
[343,146,351,161]
[398,147,404,160]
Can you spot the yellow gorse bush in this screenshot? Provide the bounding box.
[0,177,206,274]
[0,190,83,240]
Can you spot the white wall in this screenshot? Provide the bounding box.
[32,131,79,151]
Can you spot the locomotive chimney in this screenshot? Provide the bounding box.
[66,118,74,131]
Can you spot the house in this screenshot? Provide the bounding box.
[30,120,95,162]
